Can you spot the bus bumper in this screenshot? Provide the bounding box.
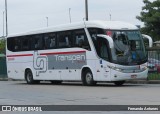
[110,68,148,81]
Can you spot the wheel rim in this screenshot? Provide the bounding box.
[86,72,92,84]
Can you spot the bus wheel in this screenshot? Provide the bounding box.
[51,81,62,85]
[82,69,96,86]
[25,70,35,84]
[114,81,125,86]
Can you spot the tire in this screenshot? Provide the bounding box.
[25,69,36,84]
[82,69,96,86]
[51,81,62,85]
[114,81,125,86]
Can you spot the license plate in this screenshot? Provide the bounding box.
[131,75,137,79]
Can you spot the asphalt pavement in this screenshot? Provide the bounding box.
[1,77,160,84]
[0,81,160,114]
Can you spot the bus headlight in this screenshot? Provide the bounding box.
[108,66,123,72]
[115,68,122,72]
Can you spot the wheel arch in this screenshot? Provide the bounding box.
[24,67,33,79]
[81,66,95,81]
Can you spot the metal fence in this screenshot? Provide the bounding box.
[147,47,160,80]
[0,57,7,78]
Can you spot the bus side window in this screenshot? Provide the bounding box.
[57,31,71,48]
[34,38,39,49]
[88,28,105,52]
[50,38,56,48]
[44,33,56,49]
[14,38,21,51]
[58,32,66,48]
[32,35,43,50]
[64,31,72,47]
[74,29,90,50]
[44,36,50,49]
[7,38,14,52]
[76,35,85,48]
[21,37,30,51]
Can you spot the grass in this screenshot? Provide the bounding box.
[148,72,160,80]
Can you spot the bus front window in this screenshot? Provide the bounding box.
[88,28,147,65]
[111,31,147,65]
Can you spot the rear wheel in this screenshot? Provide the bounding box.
[25,70,39,84]
[114,81,125,86]
[82,69,96,86]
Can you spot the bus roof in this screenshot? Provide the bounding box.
[8,20,138,37]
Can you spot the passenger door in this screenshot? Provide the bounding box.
[95,36,111,81]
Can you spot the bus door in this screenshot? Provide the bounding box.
[95,35,111,81]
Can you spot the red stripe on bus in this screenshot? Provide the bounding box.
[7,54,33,57]
[40,51,86,55]
[7,51,86,57]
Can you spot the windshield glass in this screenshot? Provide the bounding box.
[88,28,147,65]
[110,30,147,65]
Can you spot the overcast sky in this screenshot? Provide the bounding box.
[0,0,155,36]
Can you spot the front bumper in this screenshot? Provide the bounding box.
[110,68,148,81]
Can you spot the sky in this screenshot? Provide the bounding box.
[0,0,155,36]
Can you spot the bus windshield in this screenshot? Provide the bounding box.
[110,30,147,65]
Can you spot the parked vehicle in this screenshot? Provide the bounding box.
[6,21,150,86]
[148,58,160,73]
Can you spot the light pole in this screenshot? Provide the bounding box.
[85,0,88,21]
[69,8,72,23]
[110,14,112,21]
[5,0,8,37]
[3,11,5,37]
[46,17,48,27]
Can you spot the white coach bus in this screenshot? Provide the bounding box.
[6,21,149,86]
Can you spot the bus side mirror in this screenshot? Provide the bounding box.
[142,34,153,48]
[97,34,114,49]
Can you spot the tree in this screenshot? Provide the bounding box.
[136,0,160,41]
[0,38,6,54]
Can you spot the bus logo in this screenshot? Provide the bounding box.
[55,54,86,63]
[33,51,48,76]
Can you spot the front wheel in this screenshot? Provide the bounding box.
[82,69,96,86]
[114,81,125,86]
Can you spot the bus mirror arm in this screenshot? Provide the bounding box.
[97,34,114,49]
[142,34,153,48]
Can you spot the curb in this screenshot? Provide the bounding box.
[126,80,160,84]
[0,78,8,81]
[0,78,22,81]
